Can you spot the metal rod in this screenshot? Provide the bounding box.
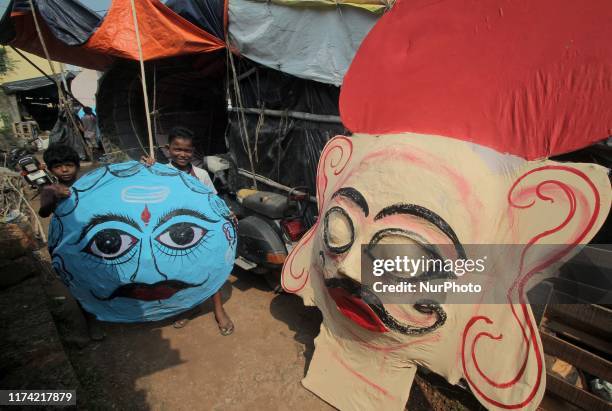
[237,168,316,203]
[228,107,342,124]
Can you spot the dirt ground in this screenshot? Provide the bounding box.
[43,267,334,411]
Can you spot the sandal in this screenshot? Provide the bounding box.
[218,320,234,336]
[173,318,190,329]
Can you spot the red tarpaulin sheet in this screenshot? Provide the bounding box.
[340,0,612,160]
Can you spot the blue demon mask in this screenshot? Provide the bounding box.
[48,161,237,322]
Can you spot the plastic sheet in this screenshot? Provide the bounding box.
[228,0,379,85]
[226,62,347,196]
[48,113,87,160]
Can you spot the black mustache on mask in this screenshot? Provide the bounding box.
[92,279,204,301]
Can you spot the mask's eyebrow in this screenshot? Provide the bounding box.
[75,213,141,244]
[374,203,464,256]
[154,208,219,230]
[332,187,369,217]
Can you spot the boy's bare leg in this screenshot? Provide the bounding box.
[213,291,234,336]
[77,302,105,341]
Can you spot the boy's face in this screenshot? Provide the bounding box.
[167,137,194,168]
[50,162,78,184]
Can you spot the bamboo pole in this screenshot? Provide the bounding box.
[129,0,155,159]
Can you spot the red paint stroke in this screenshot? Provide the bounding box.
[141,205,151,226]
[461,165,601,409]
[362,146,481,215]
[330,350,395,400]
[282,137,353,294]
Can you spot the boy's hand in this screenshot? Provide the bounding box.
[54,184,71,198]
[140,155,156,167]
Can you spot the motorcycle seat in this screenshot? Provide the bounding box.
[241,190,289,219]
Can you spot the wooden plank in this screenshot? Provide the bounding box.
[546,303,612,338]
[546,373,611,411]
[541,331,612,381]
[545,320,612,356]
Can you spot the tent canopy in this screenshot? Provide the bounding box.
[1,70,76,93]
[0,0,226,70]
[1,0,386,85]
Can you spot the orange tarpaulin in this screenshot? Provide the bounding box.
[86,0,224,61]
[10,10,113,70]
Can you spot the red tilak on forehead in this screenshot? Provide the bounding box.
[141,205,151,225]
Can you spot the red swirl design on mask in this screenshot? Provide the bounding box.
[462,165,601,409]
[281,136,353,293]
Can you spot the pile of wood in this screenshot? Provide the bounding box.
[540,296,612,410]
[0,167,45,288]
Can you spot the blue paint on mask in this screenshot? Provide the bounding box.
[49,161,237,322]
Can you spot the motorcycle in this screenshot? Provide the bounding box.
[204,155,315,292]
[17,155,56,189]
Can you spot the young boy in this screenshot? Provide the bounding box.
[38,143,106,342]
[39,143,80,218]
[141,126,234,335]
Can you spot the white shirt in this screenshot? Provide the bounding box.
[168,162,217,194]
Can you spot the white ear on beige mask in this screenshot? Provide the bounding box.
[457,159,610,410]
[282,134,611,411]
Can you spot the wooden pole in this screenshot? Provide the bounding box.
[129,0,155,159]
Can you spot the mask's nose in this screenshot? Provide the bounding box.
[121,238,167,283]
[330,246,362,284]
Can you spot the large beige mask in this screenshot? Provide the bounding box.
[281,133,611,410]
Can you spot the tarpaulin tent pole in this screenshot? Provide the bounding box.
[27,0,61,89]
[129,0,155,159]
[28,0,87,158]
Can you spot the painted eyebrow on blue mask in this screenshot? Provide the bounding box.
[154,208,219,231]
[74,213,141,244]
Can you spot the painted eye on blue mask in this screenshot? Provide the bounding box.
[84,229,139,260]
[155,223,208,255]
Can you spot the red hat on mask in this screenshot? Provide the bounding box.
[340,0,612,160]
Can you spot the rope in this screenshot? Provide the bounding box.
[129,0,155,160]
[152,64,157,147]
[225,37,257,188]
[127,80,149,156]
